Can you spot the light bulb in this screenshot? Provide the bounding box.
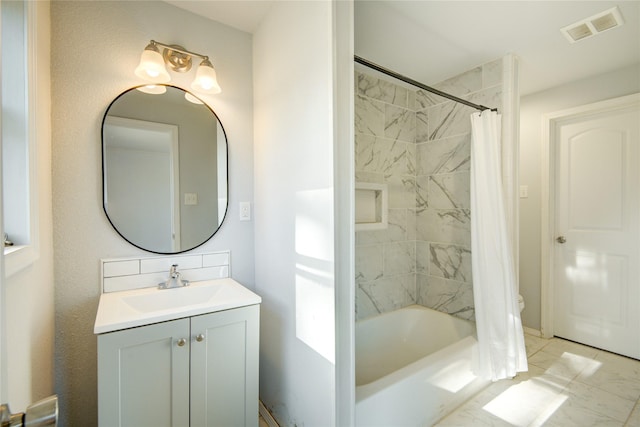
[134,43,170,83]
[136,85,167,95]
[184,92,204,104]
[191,58,221,94]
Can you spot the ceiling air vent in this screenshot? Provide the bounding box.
[561,6,625,43]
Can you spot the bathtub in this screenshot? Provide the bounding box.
[355,305,490,427]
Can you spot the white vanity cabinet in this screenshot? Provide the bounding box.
[97,304,259,427]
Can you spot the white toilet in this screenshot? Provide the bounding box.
[518,294,525,312]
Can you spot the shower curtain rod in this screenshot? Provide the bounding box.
[354,55,497,113]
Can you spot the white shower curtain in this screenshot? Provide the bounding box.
[470,110,528,381]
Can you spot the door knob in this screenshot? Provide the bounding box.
[556,236,567,244]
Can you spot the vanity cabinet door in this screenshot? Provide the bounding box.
[97,318,191,427]
[190,305,260,427]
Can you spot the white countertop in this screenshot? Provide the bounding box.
[94,278,261,334]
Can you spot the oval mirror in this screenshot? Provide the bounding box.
[102,85,228,254]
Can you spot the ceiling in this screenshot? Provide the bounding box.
[164,0,273,34]
[167,0,639,96]
[355,1,639,95]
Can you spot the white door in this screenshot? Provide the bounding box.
[553,95,640,359]
[103,117,181,252]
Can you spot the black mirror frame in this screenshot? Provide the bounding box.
[101,84,229,254]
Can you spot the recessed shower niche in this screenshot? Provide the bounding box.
[355,182,388,231]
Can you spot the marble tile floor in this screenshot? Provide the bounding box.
[435,334,640,426]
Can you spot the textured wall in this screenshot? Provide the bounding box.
[51,2,254,425]
[355,57,509,321]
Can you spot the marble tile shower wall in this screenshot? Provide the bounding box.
[355,72,417,320]
[355,58,505,322]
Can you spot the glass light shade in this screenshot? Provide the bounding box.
[184,92,204,104]
[191,59,221,94]
[134,45,171,83]
[136,84,167,95]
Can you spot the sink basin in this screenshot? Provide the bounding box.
[94,278,261,334]
[123,284,222,313]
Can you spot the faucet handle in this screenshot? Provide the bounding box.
[169,264,179,277]
[158,263,189,289]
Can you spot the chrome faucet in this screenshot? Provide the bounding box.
[158,264,190,289]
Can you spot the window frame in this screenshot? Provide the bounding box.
[2,0,39,277]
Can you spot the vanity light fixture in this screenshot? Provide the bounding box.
[191,58,221,94]
[134,40,222,94]
[134,42,171,82]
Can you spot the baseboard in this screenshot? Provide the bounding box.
[259,400,280,427]
[523,326,542,337]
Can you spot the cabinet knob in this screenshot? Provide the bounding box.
[196,334,205,342]
[556,236,567,244]
[177,338,187,347]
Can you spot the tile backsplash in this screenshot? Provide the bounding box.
[101,251,230,293]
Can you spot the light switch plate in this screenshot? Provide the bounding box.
[184,193,198,205]
[240,202,251,221]
[519,185,529,198]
